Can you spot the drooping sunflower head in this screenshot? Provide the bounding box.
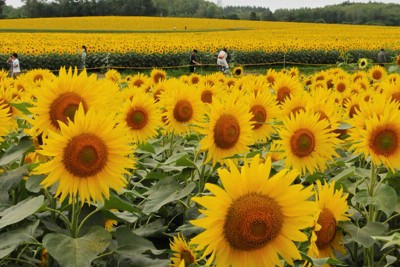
[150,68,167,84]
[35,104,135,204]
[105,69,121,83]
[232,66,244,77]
[272,73,303,104]
[169,233,198,267]
[191,155,317,267]
[358,58,369,69]
[308,180,350,259]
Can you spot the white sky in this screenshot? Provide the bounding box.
[6,0,399,11]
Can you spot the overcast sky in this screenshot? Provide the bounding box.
[6,0,399,11]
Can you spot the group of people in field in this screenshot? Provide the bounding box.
[190,48,230,74]
[5,46,389,78]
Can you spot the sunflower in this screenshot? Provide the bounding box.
[24,68,56,88]
[159,79,204,135]
[368,65,387,82]
[118,90,162,143]
[272,73,303,104]
[280,91,311,118]
[197,95,253,166]
[277,110,341,175]
[0,85,22,131]
[308,180,350,261]
[169,233,199,267]
[358,58,369,69]
[150,68,167,84]
[247,88,280,142]
[333,78,350,94]
[128,73,150,88]
[29,67,111,136]
[265,69,278,86]
[0,103,11,141]
[35,105,135,204]
[198,81,220,105]
[105,69,121,83]
[381,78,400,104]
[232,66,244,77]
[191,155,317,267]
[348,100,400,172]
[188,73,202,85]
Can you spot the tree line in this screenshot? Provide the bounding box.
[1,0,400,26]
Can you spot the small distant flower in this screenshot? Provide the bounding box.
[358,58,369,69]
[169,233,198,267]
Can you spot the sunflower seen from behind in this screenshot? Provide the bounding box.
[118,90,162,144]
[197,94,253,166]
[35,105,135,204]
[277,110,341,175]
[308,180,350,262]
[191,155,317,267]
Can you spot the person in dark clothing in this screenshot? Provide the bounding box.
[377,48,387,67]
[189,49,200,73]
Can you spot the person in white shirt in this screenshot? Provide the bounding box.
[8,53,20,78]
[217,48,229,73]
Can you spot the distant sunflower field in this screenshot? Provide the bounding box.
[0,16,400,71]
[1,16,400,267]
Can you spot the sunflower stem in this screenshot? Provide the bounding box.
[70,200,81,238]
[77,206,101,235]
[365,163,377,266]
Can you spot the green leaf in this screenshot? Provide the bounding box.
[0,165,28,203]
[163,152,189,165]
[136,142,156,154]
[102,194,142,214]
[372,232,400,250]
[0,220,39,258]
[342,221,387,248]
[373,184,398,216]
[25,175,45,193]
[133,219,166,237]
[115,227,156,256]
[43,226,111,267]
[142,177,195,214]
[0,136,34,165]
[0,196,44,230]
[332,166,355,183]
[10,102,34,115]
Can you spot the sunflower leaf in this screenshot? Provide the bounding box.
[0,165,28,204]
[0,196,44,230]
[43,226,111,267]
[0,136,34,166]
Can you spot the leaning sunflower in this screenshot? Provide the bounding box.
[191,155,317,267]
[35,105,135,204]
[232,66,244,77]
[197,94,253,166]
[150,68,167,84]
[358,58,369,69]
[277,110,341,175]
[0,103,11,141]
[307,180,350,262]
[169,233,199,267]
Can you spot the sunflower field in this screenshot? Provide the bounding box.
[1,16,400,267]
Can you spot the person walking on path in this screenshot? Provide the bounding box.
[189,49,201,73]
[217,48,229,73]
[377,48,387,67]
[7,53,20,78]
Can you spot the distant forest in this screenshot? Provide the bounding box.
[1,0,400,26]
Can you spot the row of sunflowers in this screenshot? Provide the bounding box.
[0,62,399,266]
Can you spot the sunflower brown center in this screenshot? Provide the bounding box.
[50,92,87,129]
[276,86,291,103]
[372,70,382,80]
[126,107,148,130]
[213,114,240,149]
[266,76,275,84]
[290,129,315,157]
[63,133,108,178]
[315,208,337,250]
[34,74,44,82]
[250,105,267,129]
[173,100,193,123]
[224,193,283,251]
[201,90,213,103]
[349,104,360,118]
[391,92,400,103]
[180,250,194,266]
[336,82,346,93]
[370,128,398,156]
[153,73,165,83]
[133,79,144,87]
[291,106,305,116]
